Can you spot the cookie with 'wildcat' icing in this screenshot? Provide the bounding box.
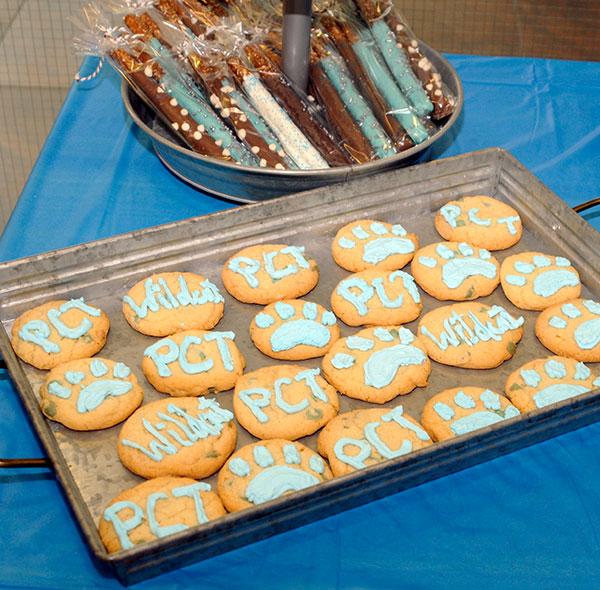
[217,439,332,512]
[40,358,143,430]
[536,299,600,362]
[142,329,245,396]
[99,477,226,554]
[122,272,224,337]
[410,241,499,301]
[500,252,581,310]
[418,302,524,368]
[233,365,339,440]
[118,396,237,479]
[331,219,418,272]
[322,326,431,404]
[421,387,520,442]
[505,356,600,413]
[331,269,422,327]
[250,299,339,360]
[317,405,432,477]
[11,298,109,370]
[435,196,522,250]
[221,244,319,304]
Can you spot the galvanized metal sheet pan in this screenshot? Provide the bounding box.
[1,148,599,585]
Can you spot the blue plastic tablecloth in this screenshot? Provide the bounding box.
[1,55,600,589]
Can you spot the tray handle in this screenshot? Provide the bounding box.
[573,197,600,214]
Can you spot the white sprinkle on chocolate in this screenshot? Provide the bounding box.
[215,139,223,147]
[222,149,230,157]
[221,108,230,118]
[181,108,188,116]
[193,131,202,140]
[426,83,433,91]
[275,163,285,170]
[144,65,153,77]
[221,85,234,93]
[434,89,442,96]
[408,46,417,54]
[396,24,404,32]
[418,57,432,71]
[197,124,205,132]
[251,146,260,154]
[172,122,179,130]
[268,143,276,151]
[238,129,247,140]
[278,149,285,157]
[240,114,248,122]
[170,98,178,107]
[259,158,267,167]
[157,85,165,94]
[411,40,418,48]
[181,122,190,131]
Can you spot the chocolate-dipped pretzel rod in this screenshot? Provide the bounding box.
[320,16,412,151]
[353,0,433,117]
[244,44,352,167]
[154,0,207,36]
[228,57,329,169]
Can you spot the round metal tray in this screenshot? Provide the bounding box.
[122,43,463,202]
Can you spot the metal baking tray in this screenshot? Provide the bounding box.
[121,43,463,202]
[1,148,599,585]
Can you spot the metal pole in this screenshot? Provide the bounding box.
[282,0,312,92]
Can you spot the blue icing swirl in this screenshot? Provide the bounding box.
[458,243,474,256]
[283,444,301,465]
[584,300,600,315]
[274,302,295,320]
[352,225,370,239]
[370,222,388,235]
[440,204,461,228]
[434,402,454,421]
[362,237,415,264]
[506,274,526,286]
[255,312,275,329]
[514,261,534,274]
[549,316,567,329]
[114,363,131,379]
[270,319,331,352]
[77,380,133,413]
[441,257,497,289]
[533,384,590,408]
[498,216,520,235]
[574,318,600,350]
[322,311,337,326]
[436,244,454,259]
[574,363,591,380]
[229,457,250,477]
[65,371,85,385]
[450,411,507,436]
[419,256,437,268]
[467,208,491,226]
[544,360,567,379]
[228,257,260,288]
[334,438,372,469]
[454,391,475,409]
[373,327,394,342]
[48,380,71,399]
[346,336,374,351]
[533,255,551,268]
[90,359,108,377]
[480,390,501,410]
[245,466,319,505]
[562,303,582,318]
[309,455,325,474]
[363,344,426,389]
[391,224,407,236]
[19,319,60,353]
[253,445,274,468]
[532,270,580,297]
[555,257,571,267]
[520,369,541,388]
[338,237,356,249]
[303,302,318,321]
[331,353,355,369]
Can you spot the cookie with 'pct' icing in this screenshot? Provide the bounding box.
[233,365,339,440]
[331,219,418,272]
[331,269,422,327]
[40,358,143,430]
[418,302,524,369]
[250,299,339,360]
[142,329,245,396]
[535,299,600,362]
[421,387,520,442]
[434,195,522,250]
[217,439,332,512]
[321,326,431,404]
[505,356,600,413]
[99,477,226,554]
[410,241,499,301]
[500,252,581,311]
[122,272,224,337]
[317,405,432,477]
[118,396,237,479]
[11,298,110,370]
[221,244,319,304]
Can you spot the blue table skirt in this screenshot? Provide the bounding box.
[1,55,600,589]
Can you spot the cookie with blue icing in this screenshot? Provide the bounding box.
[536,299,600,362]
[250,299,340,360]
[99,477,226,554]
[500,252,581,310]
[331,219,418,272]
[233,365,339,440]
[217,439,332,513]
[118,396,237,479]
[40,358,143,431]
[221,244,319,304]
[142,329,245,396]
[417,302,524,368]
[331,269,422,327]
[321,326,431,403]
[505,356,600,413]
[421,387,520,442]
[410,241,500,301]
[317,405,432,477]
[11,298,110,370]
[434,196,522,250]
[122,272,224,337]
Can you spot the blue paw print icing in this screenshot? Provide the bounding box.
[226,442,329,506]
[415,242,498,291]
[47,359,134,413]
[545,299,600,353]
[429,388,520,439]
[503,254,580,300]
[253,300,338,355]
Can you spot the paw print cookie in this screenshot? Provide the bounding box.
[234,365,339,440]
[221,244,319,304]
[11,298,109,370]
[118,396,237,479]
[410,242,499,301]
[331,220,418,272]
[250,299,340,360]
[317,406,432,477]
[99,477,226,554]
[142,329,245,396]
[505,356,600,413]
[421,387,520,441]
[40,358,143,430]
[500,252,581,310]
[331,269,422,327]
[217,439,332,512]
[122,272,224,337]
[322,326,431,404]
[418,302,524,369]
[434,195,522,250]
[536,299,600,362]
